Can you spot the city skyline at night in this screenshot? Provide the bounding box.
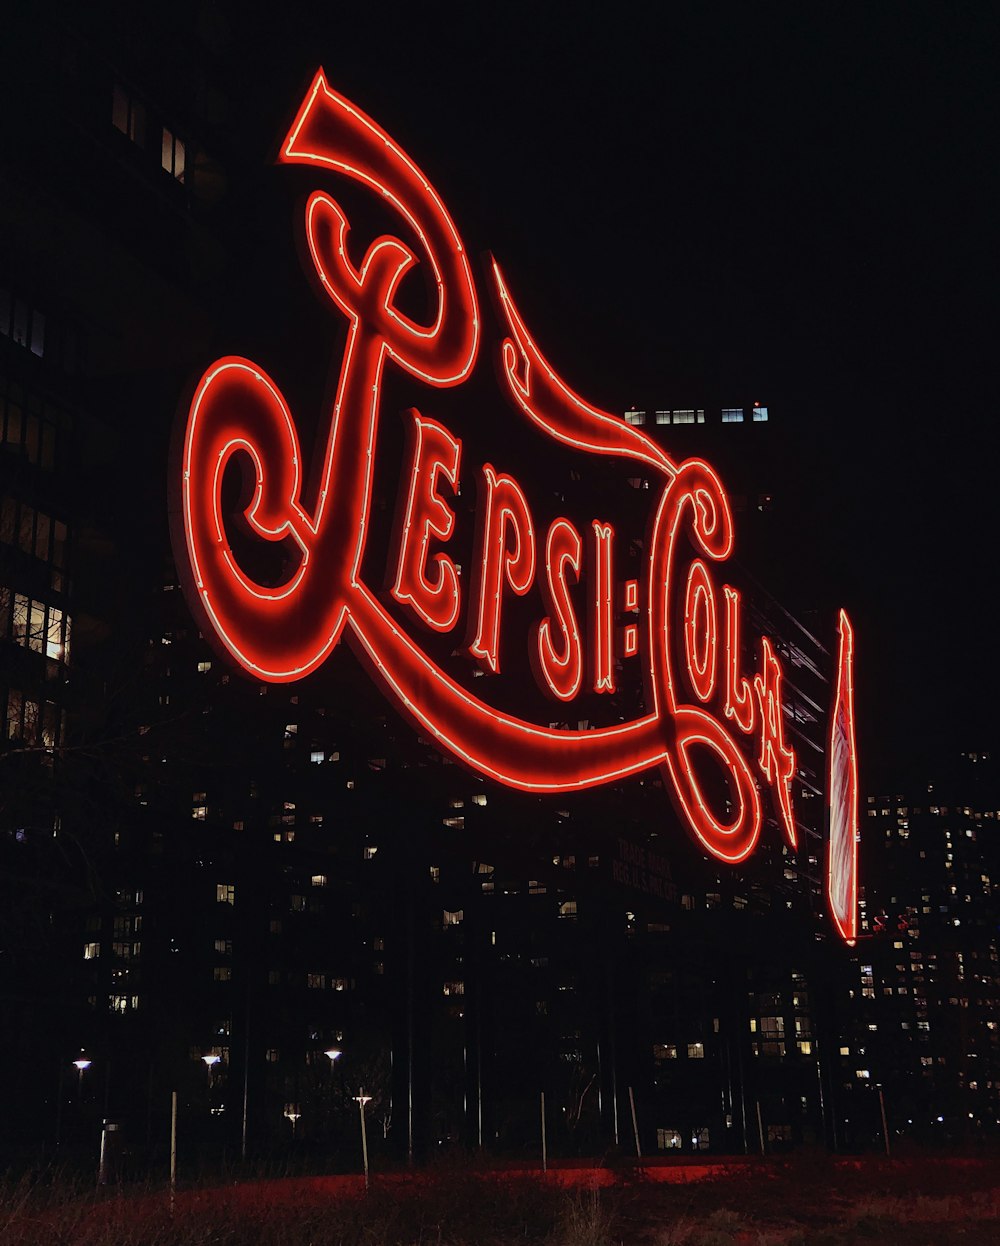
[1,0,997,1177]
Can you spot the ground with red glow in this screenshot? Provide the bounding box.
[9,1156,1000,1244]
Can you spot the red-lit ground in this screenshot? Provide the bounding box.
[7,1156,1000,1243]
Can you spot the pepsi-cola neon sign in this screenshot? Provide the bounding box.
[170,71,859,941]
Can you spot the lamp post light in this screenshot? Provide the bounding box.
[324,1047,342,1068]
[354,1090,373,1189]
[73,1055,92,1099]
[201,1053,221,1089]
[56,1054,91,1147]
[283,1105,301,1140]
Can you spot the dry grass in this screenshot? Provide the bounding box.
[3,1156,1000,1245]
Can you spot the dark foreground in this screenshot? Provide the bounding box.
[3,1156,1000,1244]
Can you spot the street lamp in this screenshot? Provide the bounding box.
[73,1055,92,1098]
[324,1048,342,1066]
[354,1090,373,1188]
[201,1053,221,1089]
[56,1053,92,1147]
[283,1104,301,1139]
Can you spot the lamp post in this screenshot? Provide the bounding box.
[283,1105,301,1140]
[73,1055,92,1099]
[324,1047,342,1068]
[56,1054,90,1147]
[201,1053,221,1089]
[354,1090,373,1189]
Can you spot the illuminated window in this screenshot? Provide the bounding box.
[471,793,487,806]
[307,973,325,989]
[655,410,670,424]
[112,85,145,145]
[161,128,186,182]
[624,408,646,425]
[214,939,232,955]
[671,409,695,424]
[657,1128,683,1149]
[216,883,235,905]
[83,942,100,960]
[443,980,464,996]
[197,660,212,673]
[687,1042,705,1059]
[721,408,744,423]
[363,845,378,860]
[443,909,464,926]
[653,1043,678,1060]
[311,874,327,888]
[752,405,769,422]
[310,750,324,764]
[558,900,578,919]
[28,600,44,653]
[6,593,71,664]
[213,967,231,982]
[692,1126,710,1150]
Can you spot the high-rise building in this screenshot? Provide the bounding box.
[836,753,1000,1148]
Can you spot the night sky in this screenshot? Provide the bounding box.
[64,3,1000,789]
[227,3,996,790]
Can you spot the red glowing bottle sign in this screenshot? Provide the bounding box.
[828,610,859,944]
[170,70,859,940]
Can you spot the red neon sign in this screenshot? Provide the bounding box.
[170,70,859,939]
[828,610,859,944]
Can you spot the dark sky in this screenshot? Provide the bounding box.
[73,1,1000,790]
[228,3,995,791]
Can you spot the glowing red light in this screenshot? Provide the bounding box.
[468,467,536,675]
[170,71,858,937]
[828,610,859,943]
[533,519,584,702]
[391,414,463,633]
